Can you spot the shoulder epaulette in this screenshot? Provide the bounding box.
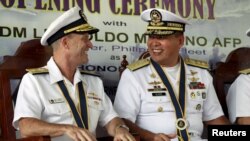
[26,67,49,75]
[239,68,250,75]
[127,59,150,71]
[80,70,100,77]
[184,58,209,69]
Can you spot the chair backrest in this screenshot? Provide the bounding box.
[0,39,52,141]
[213,47,250,117]
[119,55,129,77]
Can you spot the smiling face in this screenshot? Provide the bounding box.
[147,32,184,67]
[66,33,93,65]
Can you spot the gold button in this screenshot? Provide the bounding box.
[196,104,201,111]
[157,106,163,112]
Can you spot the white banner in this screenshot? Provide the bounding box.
[1,0,250,97]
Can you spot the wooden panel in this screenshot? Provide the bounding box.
[0,39,52,141]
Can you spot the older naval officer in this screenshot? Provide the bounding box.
[13,6,135,141]
[114,8,230,141]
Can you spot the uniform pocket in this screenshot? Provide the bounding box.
[187,90,205,113]
[46,102,71,116]
[87,96,104,111]
[188,90,207,101]
[141,92,173,113]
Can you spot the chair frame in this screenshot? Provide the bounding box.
[0,39,52,141]
[213,47,250,117]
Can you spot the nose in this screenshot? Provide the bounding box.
[149,39,160,47]
[152,41,159,47]
[87,40,93,49]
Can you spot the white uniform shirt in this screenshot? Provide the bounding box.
[226,74,250,123]
[114,61,224,141]
[13,57,118,135]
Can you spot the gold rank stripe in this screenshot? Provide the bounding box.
[145,30,175,35]
[239,68,250,74]
[184,58,209,69]
[80,70,100,77]
[26,67,49,74]
[127,59,150,71]
[64,24,91,34]
[147,26,184,31]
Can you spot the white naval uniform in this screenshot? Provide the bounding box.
[114,60,224,141]
[13,57,118,136]
[226,74,250,123]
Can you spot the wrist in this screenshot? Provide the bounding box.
[115,124,129,133]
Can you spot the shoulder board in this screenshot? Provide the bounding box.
[184,58,209,69]
[26,68,49,75]
[239,68,250,75]
[127,59,150,71]
[80,70,100,77]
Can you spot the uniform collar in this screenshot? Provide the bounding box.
[74,68,85,85]
[47,57,84,85]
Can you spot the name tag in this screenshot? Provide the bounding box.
[152,92,166,96]
[49,98,65,104]
[87,96,102,101]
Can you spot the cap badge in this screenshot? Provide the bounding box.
[150,9,164,26]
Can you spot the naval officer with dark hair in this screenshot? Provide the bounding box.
[114,8,230,141]
[13,6,135,141]
[226,28,250,125]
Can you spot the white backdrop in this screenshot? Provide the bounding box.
[1,0,250,97]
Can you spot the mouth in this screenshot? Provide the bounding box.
[152,49,163,53]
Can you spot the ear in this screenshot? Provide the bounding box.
[178,34,185,48]
[60,36,70,50]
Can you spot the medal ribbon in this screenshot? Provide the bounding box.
[57,80,88,129]
[151,58,189,141]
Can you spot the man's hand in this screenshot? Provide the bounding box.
[152,133,176,141]
[113,125,136,141]
[64,125,97,141]
[18,118,97,141]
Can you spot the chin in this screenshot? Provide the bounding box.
[84,59,89,64]
[81,56,88,64]
[151,56,162,62]
[81,60,88,65]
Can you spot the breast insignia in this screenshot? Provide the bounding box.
[127,59,150,71]
[190,70,198,75]
[184,58,209,69]
[26,67,49,75]
[239,68,250,75]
